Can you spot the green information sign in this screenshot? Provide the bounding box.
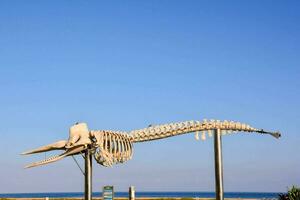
[103,186,114,200]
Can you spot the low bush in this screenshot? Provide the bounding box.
[279,186,300,200]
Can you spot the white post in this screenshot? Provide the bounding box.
[129,186,135,200]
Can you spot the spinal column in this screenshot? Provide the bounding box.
[129,119,280,142]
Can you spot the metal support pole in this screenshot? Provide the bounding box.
[85,148,92,200]
[214,129,224,200]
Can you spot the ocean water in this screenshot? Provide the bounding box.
[0,192,279,199]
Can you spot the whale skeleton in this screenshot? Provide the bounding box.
[22,119,281,168]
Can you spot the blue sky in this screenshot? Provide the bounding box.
[0,0,299,193]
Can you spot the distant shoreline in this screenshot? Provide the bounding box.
[0,191,280,200]
[0,198,263,200]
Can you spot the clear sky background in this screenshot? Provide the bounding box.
[0,0,299,194]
